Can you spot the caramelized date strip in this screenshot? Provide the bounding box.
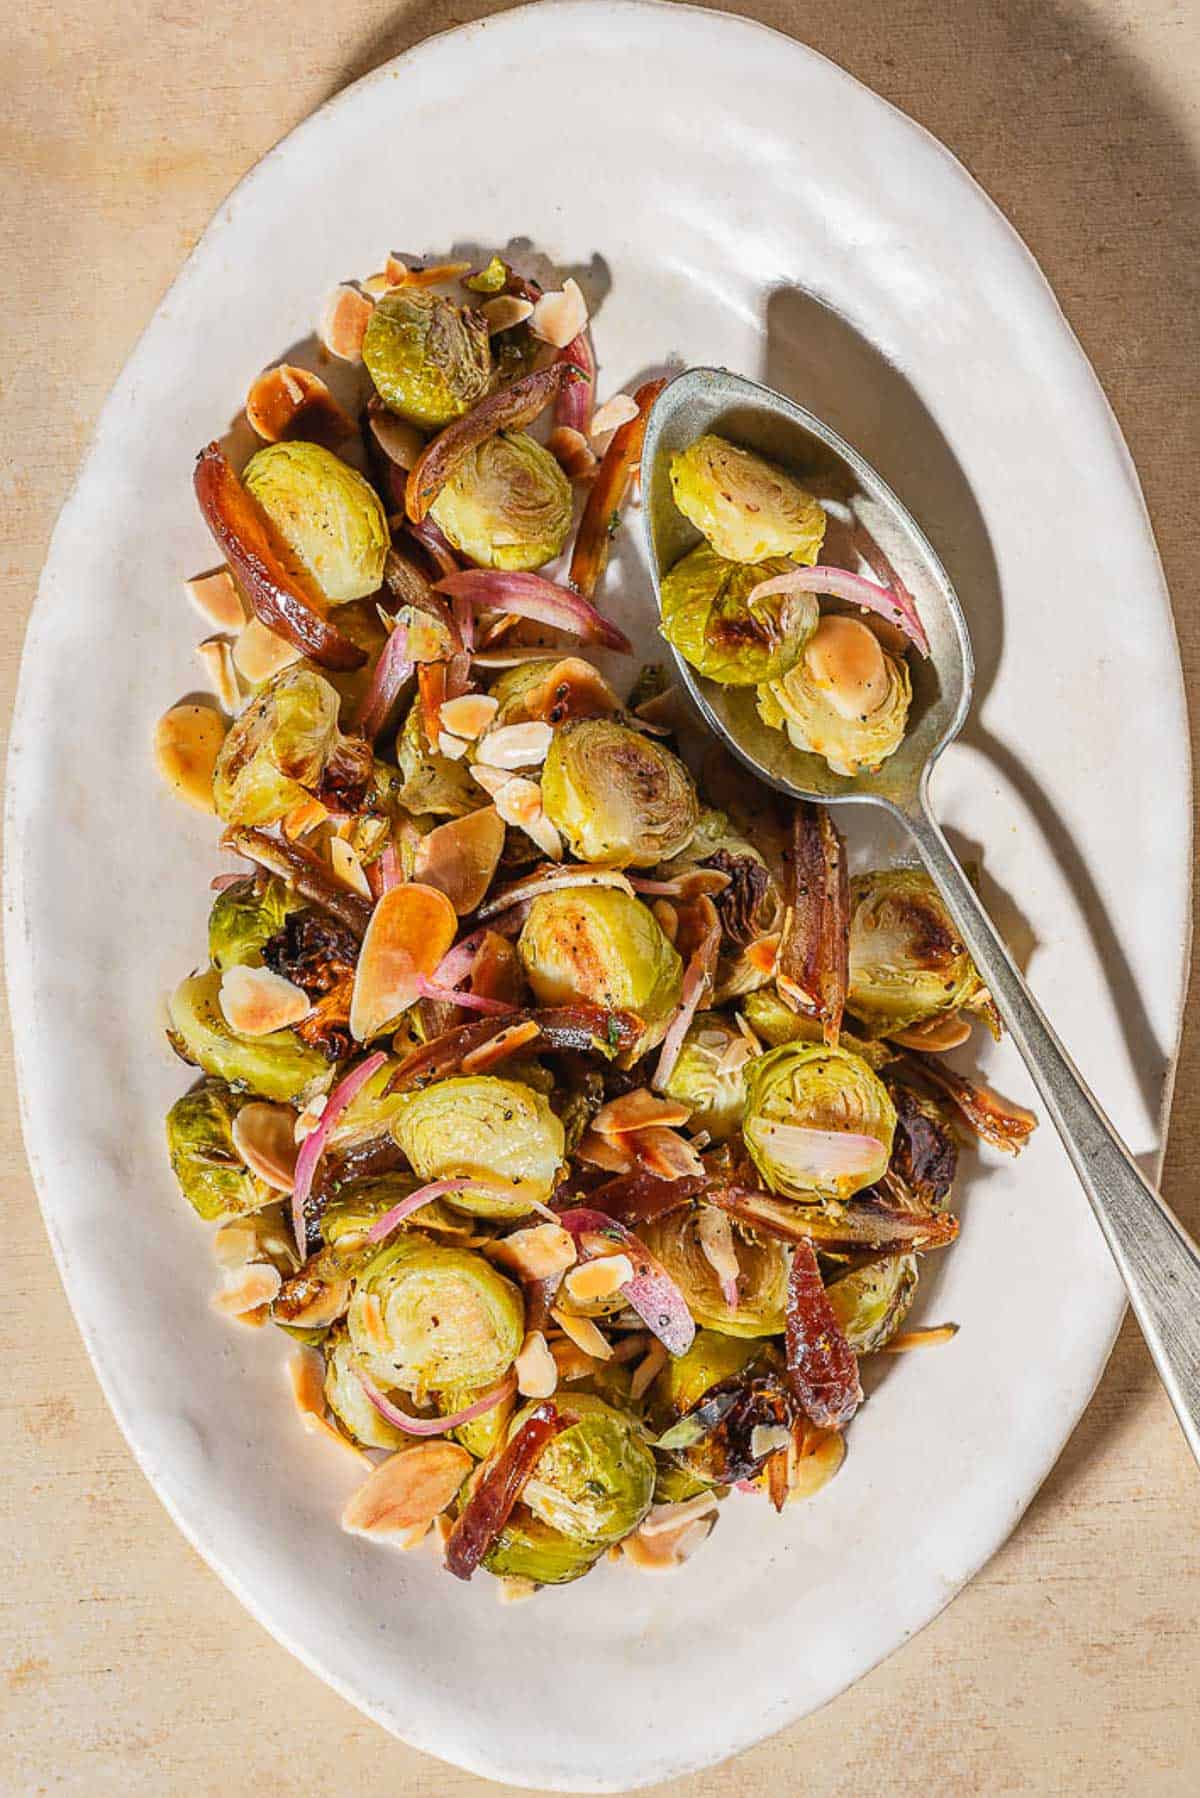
[445,1402,567,1580]
[785,1239,862,1430]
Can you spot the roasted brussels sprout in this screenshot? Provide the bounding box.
[540,719,699,868]
[395,699,485,818]
[440,1379,516,1459]
[741,987,891,1069]
[321,1177,474,1247]
[207,875,301,972]
[362,287,492,431]
[670,434,826,565]
[327,1056,411,1155]
[167,969,330,1104]
[323,1326,411,1450]
[242,441,388,604]
[430,431,572,571]
[758,619,912,778]
[639,1206,790,1337]
[662,1011,754,1140]
[213,668,343,826]
[348,1238,524,1395]
[516,1394,655,1548]
[393,1075,565,1218]
[483,1510,601,1585]
[742,1041,897,1201]
[650,1327,763,1421]
[826,1254,918,1352]
[660,543,818,686]
[489,657,619,729]
[518,888,683,1053]
[165,1080,272,1220]
[847,868,989,1037]
[648,1331,783,1489]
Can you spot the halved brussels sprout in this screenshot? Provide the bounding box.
[393,1076,565,1218]
[518,888,683,1053]
[396,699,485,818]
[363,288,492,430]
[649,1327,764,1423]
[208,876,302,972]
[348,1238,524,1395]
[321,1177,474,1248]
[213,668,343,826]
[483,1509,601,1585]
[758,634,911,778]
[742,1041,897,1201]
[165,1080,272,1220]
[741,988,892,1069]
[489,657,619,729]
[826,1254,918,1352]
[639,1206,790,1337]
[439,1379,516,1459]
[847,868,988,1037]
[327,1056,411,1155]
[242,441,388,604]
[540,719,699,868]
[430,431,572,571]
[662,1012,753,1140]
[660,543,817,686]
[323,1326,411,1450]
[516,1394,655,1548]
[669,434,826,564]
[167,969,330,1104]
[652,1460,718,1505]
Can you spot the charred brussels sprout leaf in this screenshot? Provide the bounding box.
[165,1080,272,1221]
[518,888,683,1053]
[540,718,699,868]
[660,543,817,686]
[515,1394,655,1548]
[639,1206,790,1337]
[208,876,301,972]
[742,1041,897,1201]
[363,288,492,431]
[167,969,330,1104]
[482,1509,601,1585]
[348,1239,524,1393]
[393,1075,565,1218]
[662,1011,754,1140]
[847,868,988,1037]
[826,1254,918,1352]
[430,431,572,571]
[670,434,826,565]
[213,668,343,826]
[242,441,388,604]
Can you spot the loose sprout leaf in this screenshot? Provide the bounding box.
[785,1239,862,1430]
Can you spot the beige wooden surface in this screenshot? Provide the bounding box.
[2,0,1198,1791]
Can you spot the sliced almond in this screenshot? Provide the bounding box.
[386,256,472,289]
[341,1441,472,1539]
[211,1262,282,1317]
[622,1513,715,1573]
[652,899,679,942]
[486,1223,576,1281]
[467,762,512,799]
[439,693,499,739]
[593,1089,691,1136]
[328,837,372,900]
[349,882,458,1042]
[357,1291,390,1355]
[287,1345,327,1424]
[429,1512,455,1553]
[590,392,640,439]
[319,284,373,361]
[306,1412,374,1464]
[750,1423,793,1463]
[574,1129,635,1175]
[367,405,425,473]
[196,636,240,713]
[629,1339,669,1402]
[563,1255,633,1305]
[233,615,302,685]
[232,1101,300,1191]
[481,295,534,334]
[153,704,226,813]
[515,1329,558,1399]
[212,1219,259,1269]
[474,720,554,770]
[550,1307,613,1361]
[231,1303,271,1329]
[628,1125,705,1181]
[530,277,588,349]
[460,1017,541,1074]
[246,363,353,447]
[548,1337,603,1383]
[490,775,562,860]
[411,807,506,915]
[497,1575,539,1604]
[786,1425,845,1501]
[282,795,329,840]
[185,567,246,634]
[219,965,311,1036]
[294,1093,328,1142]
[437,731,471,761]
[547,426,597,482]
[890,1013,973,1052]
[880,1324,960,1353]
[744,933,780,977]
[638,1491,719,1539]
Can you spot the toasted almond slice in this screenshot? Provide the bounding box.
[622,1513,714,1573]
[231,1303,272,1328]
[327,837,372,900]
[196,636,240,713]
[550,1307,613,1361]
[880,1324,960,1352]
[287,1345,327,1424]
[890,1012,972,1052]
[548,1337,603,1383]
[590,393,640,438]
[629,1339,669,1402]
[233,615,302,685]
[593,1089,692,1136]
[440,693,499,739]
[563,1256,633,1305]
[219,965,311,1036]
[357,1291,390,1355]
[319,284,374,361]
[429,1512,454,1553]
[574,1129,636,1175]
[515,1329,558,1399]
[349,882,458,1041]
[744,933,780,977]
[211,1262,282,1317]
[212,1220,259,1269]
[638,1491,719,1539]
[232,1101,300,1191]
[547,426,598,482]
[341,1441,472,1539]
[474,721,554,770]
[628,1125,705,1181]
[185,567,246,634]
[307,1412,374,1464]
[362,271,392,298]
[246,363,353,447]
[530,277,588,349]
[497,1576,539,1604]
[153,704,226,813]
[652,899,679,942]
[367,405,425,472]
[412,807,506,915]
[467,762,512,798]
[294,1093,328,1142]
[491,775,562,860]
[481,295,534,334]
[487,1223,577,1281]
[750,1423,793,1463]
[786,1426,845,1501]
[282,795,329,840]
[386,256,473,288]
[437,731,471,761]
[460,1016,541,1074]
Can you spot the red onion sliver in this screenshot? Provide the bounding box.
[210,872,247,892]
[554,333,595,434]
[367,1175,515,1242]
[475,863,633,921]
[353,621,412,740]
[413,974,517,1016]
[406,517,461,579]
[450,588,475,651]
[653,921,721,1091]
[557,1208,695,1357]
[290,1051,388,1256]
[431,934,483,990]
[378,844,402,893]
[434,570,632,654]
[357,1367,516,1436]
[747,565,929,658]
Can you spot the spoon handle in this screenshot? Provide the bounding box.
[903,796,1200,1465]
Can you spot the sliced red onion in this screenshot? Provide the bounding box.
[367,1175,516,1242]
[413,974,516,1016]
[431,934,483,990]
[747,565,930,658]
[743,1118,886,1183]
[555,333,595,434]
[557,1208,695,1357]
[353,621,412,740]
[435,570,632,654]
[210,872,247,891]
[378,844,402,893]
[290,1051,388,1256]
[450,588,475,651]
[653,920,721,1091]
[406,517,461,579]
[357,1367,516,1436]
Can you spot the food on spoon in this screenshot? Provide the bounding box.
[669,434,826,565]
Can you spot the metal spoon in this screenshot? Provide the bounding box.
[642,365,1200,1463]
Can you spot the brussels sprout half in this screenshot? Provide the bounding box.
[242,441,389,605]
[742,1041,897,1202]
[430,431,572,572]
[167,969,331,1104]
[662,1010,754,1141]
[758,641,911,778]
[396,699,486,818]
[847,868,987,1038]
[208,876,302,972]
[518,887,683,1054]
[213,667,343,827]
[660,543,817,686]
[541,718,699,869]
[363,288,492,431]
[669,434,826,565]
[323,1327,411,1450]
[515,1394,655,1548]
[165,1080,273,1221]
[649,1327,764,1423]
[393,1075,565,1218]
[741,988,892,1070]
[483,1510,602,1585]
[347,1238,524,1395]
[826,1254,919,1352]
[639,1206,790,1338]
